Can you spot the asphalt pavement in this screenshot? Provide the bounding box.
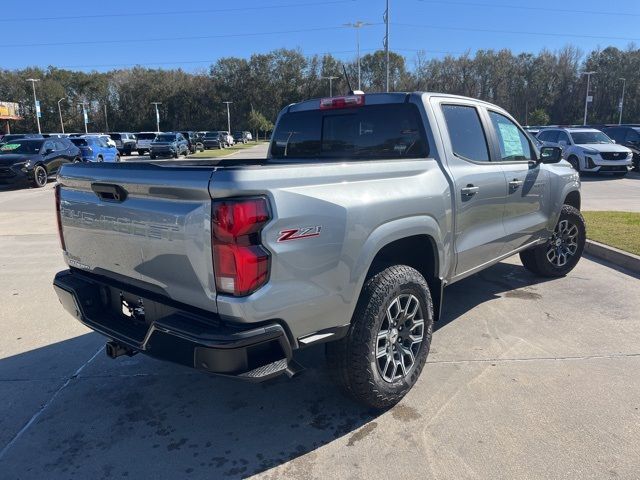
[0,144,639,479]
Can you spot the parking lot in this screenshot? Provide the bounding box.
[0,145,638,479]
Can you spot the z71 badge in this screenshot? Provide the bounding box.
[277,226,322,242]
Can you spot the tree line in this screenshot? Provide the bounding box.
[1,45,639,134]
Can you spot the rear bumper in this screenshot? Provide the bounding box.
[53,269,294,381]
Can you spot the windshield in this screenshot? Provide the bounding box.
[137,133,157,140]
[154,134,176,142]
[270,103,429,160]
[0,140,44,154]
[570,131,613,144]
[205,132,220,138]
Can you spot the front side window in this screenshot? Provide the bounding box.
[488,111,534,161]
[271,103,428,160]
[625,129,640,144]
[441,104,489,162]
[557,131,571,144]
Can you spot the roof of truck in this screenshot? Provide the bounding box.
[287,92,508,113]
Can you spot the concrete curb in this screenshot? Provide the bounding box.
[585,239,640,274]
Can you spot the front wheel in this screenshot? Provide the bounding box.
[115,154,121,163]
[568,155,580,173]
[326,265,433,410]
[520,205,586,277]
[32,165,48,188]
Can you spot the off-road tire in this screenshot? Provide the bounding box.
[326,265,434,410]
[520,205,585,277]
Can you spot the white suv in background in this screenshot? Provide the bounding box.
[537,127,632,176]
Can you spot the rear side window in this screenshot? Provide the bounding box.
[441,104,489,162]
[538,130,558,142]
[625,129,640,143]
[70,138,88,146]
[270,103,428,160]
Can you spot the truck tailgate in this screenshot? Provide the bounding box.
[57,162,218,313]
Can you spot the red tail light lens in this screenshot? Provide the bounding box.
[319,94,365,110]
[54,184,66,251]
[212,198,270,296]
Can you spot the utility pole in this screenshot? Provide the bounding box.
[222,101,233,133]
[57,97,66,134]
[321,76,339,96]
[78,102,89,134]
[581,71,596,126]
[344,21,371,91]
[618,77,626,125]
[151,102,162,133]
[104,103,110,132]
[26,78,41,134]
[384,0,390,92]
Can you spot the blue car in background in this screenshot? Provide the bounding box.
[69,135,120,162]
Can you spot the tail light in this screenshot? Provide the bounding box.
[320,94,365,110]
[54,184,66,251]
[212,198,271,296]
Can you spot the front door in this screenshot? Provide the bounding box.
[486,110,551,250]
[433,100,508,276]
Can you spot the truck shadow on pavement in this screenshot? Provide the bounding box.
[1,261,553,479]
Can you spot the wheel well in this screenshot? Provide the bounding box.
[366,235,443,321]
[564,190,581,210]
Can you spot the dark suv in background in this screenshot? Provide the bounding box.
[149,132,189,159]
[108,133,137,156]
[202,131,224,149]
[179,131,202,154]
[601,125,640,171]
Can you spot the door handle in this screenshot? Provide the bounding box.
[509,179,524,190]
[461,185,480,197]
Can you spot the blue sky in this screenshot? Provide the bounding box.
[2,0,639,72]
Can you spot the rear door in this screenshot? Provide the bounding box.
[432,99,508,276]
[485,109,551,250]
[57,163,219,312]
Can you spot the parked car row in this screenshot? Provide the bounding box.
[532,125,638,175]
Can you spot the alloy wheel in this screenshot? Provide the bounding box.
[375,294,425,383]
[546,219,579,268]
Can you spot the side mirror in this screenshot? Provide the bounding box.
[539,146,562,164]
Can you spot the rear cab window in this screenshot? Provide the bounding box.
[270,103,428,160]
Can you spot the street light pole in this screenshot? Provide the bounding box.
[618,77,626,125]
[384,0,390,92]
[222,101,233,133]
[26,78,41,134]
[344,21,371,91]
[582,71,596,126]
[321,76,339,96]
[104,103,110,132]
[78,102,88,134]
[57,98,66,134]
[151,102,162,133]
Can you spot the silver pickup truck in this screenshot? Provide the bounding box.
[53,92,584,409]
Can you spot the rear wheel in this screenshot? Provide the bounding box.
[32,165,48,188]
[97,155,103,163]
[520,205,585,277]
[326,265,433,410]
[115,154,121,163]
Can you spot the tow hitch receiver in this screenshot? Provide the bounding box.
[105,341,137,359]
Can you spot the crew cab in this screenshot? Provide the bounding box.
[108,132,137,156]
[53,92,584,409]
[135,132,157,155]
